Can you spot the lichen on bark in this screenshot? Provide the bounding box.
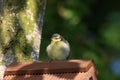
[0,0,46,62]
[0,0,46,79]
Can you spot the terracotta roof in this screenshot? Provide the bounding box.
[4,59,97,80]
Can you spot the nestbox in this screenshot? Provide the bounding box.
[4,59,97,80]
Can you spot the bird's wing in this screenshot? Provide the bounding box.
[60,41,70,59]
[46,44,51,53]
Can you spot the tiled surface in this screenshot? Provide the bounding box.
[4,60,97,80]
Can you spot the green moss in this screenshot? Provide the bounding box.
[0,53,5,65]
[18,11,33,32]
[0,8,15,48]
[18,0,38,33]
[11,0,41,61]
[0,0,41,61]
[12,29,33,61]
[0,61,5,65]
[18,0,42,34]
[26,0,41,20]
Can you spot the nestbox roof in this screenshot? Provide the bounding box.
[4,59,97,80]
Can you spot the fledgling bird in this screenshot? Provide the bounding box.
[46,33,70,62]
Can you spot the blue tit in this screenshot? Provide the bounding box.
[46,33,70,61]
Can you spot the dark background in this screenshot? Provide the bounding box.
[40,0,120,80]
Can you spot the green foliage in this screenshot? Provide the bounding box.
[103,26,120,49]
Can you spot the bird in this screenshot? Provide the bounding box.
[46,33,70,62]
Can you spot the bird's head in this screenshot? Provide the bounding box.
[51,33,62,42]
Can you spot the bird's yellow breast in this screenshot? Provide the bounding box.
[46,41,70,60]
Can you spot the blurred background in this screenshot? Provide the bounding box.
[40,0,120,80]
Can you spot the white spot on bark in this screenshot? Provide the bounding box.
[30,16,34,21]
[10,13,12,17]
[26,34,32,42]
[10,26,15,32]
[12,13,15,17]
[3,20,6,24]
[27,22,29,25]
[26,9,33,15]
[27,1,30,5]
[0,65,6,80]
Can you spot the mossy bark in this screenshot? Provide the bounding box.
[0,0,46,79]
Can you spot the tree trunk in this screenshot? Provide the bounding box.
[0,0,46,79]
[0,0,3,13]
